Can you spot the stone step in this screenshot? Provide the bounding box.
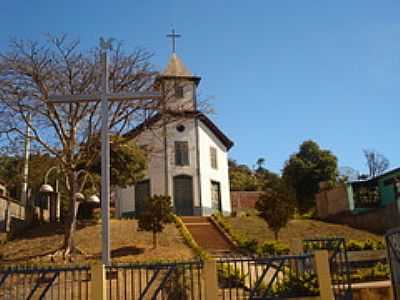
[180,216,209,224]
[181,217,236,253]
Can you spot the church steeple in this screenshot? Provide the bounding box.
[161,29,200,81]
[156,30,201,112]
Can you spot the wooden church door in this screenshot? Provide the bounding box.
[173,175,194,216]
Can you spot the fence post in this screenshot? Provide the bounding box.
[91,263,107,300]
[314,250,334,300]
[203,259,218,300]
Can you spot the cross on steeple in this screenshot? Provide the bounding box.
[166,29,181,53]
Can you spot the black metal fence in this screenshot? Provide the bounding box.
[303,238,352,300]
[106,260,203,300]
[0,264,91,300]
[217,254,318,300]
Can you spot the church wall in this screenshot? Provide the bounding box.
[198,121,231,216]
[165,118,200,212]
[115,124,166,218]
[115,117,201,217]
[162,79,196,111]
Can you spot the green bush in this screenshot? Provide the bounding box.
[217,265,247,288]
[213,214,232,234]
[77,201,98,220]
[346,239,385,251]
[351,263,390,283]
[255,272,319,298]
[273,272,319,297]
[346,240,364,251]
[237,238,258,254]
[162,267,190,300]
[258,241,290,256]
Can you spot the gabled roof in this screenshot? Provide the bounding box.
[125,111,234,150]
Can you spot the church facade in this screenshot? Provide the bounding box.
[115,52,233,217]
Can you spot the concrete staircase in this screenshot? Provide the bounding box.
[180,216,236,255]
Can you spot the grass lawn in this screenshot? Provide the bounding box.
[222,213,383,248]
[0,219,195,265]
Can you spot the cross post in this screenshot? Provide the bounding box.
[47,38,162,265]
[166,29,181,53]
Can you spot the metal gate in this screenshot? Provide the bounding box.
[217,254,318,300]
[303,238,352,300]
[386,228,400,300]
[0,265,90,299]
[106,261,203,299]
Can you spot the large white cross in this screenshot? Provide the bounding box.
[48,38,162,265]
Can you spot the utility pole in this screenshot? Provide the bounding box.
[21,113,31,207]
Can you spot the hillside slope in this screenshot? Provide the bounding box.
[0,219,195,265]
[221,214,383,246]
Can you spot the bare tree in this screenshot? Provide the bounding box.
[339,166,359,182]
[363,149,389,178]
[0,35,160,256]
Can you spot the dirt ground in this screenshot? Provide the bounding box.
[0,219,195,265]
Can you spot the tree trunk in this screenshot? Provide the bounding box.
[153,231,158,249]
[63,172,78,259]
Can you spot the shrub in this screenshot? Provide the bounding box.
[162,268,189,299]
[217,265,247,288]
[237,238,258,254]
[77,201,98,220]
[352,263,390,283]
[346,240,364,251]
[273,272,319,297]
[255,272,319,298]
[137,195,173,249]
[346,239,385,251]
[258,241,290,256]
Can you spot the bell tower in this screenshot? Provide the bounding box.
[156,29,201,112]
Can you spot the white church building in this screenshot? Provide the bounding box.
[115,48,233,217]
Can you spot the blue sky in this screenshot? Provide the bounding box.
[0,1,399,174]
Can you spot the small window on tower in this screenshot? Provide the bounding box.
[175,86,184,99]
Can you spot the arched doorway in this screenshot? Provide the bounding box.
[173,175,194,216]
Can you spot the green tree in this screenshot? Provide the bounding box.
[0,155,22,198]
[229,159,258,191]
[255,176,295,240]
[83,136,147,188]
[0,153,56,200]
[282,140,338,212]
[137,195,173,249]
